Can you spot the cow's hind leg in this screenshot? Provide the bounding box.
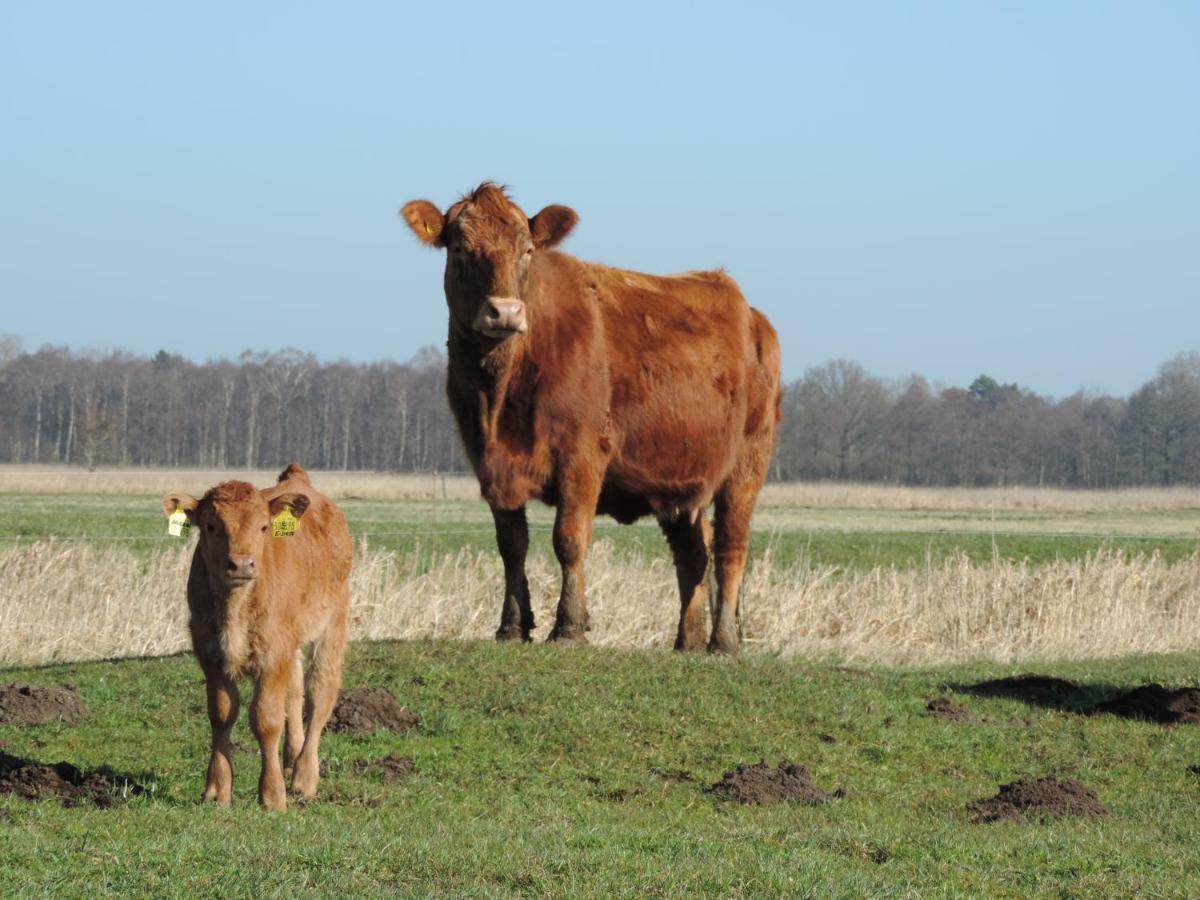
[291,597,348,800]
[660,514,711,651]
[201,666,240,805]
[547,466,602,644]
[710,440,772,655]
[493,506,534,641]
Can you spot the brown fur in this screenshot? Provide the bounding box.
[400,184,781,652]
[160,462,352,810]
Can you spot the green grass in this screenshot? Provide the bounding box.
[3,642,1199,897]
[2,492,1197,572]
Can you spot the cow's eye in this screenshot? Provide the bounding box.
[205,522,215,534]
[261,524,268,533]
[523,246,533,257]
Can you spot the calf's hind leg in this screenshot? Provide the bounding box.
[291,599,348,800]
[283,650,305,775]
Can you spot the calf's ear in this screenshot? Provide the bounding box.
[161,492,199,521]
[269,492,311,520]
[401,200,446,247]
[529,204,578,248]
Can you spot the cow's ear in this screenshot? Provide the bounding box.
[401,200,446,247]
[269,492,311,520]
[161,492,199,521]
[529,204,578,248]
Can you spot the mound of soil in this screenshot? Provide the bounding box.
[0,683,89,727]
[965,675,1088,708]
[327,688,419,735]
[354,752,415,780]
[0,751,143,807]
[1096,685,1200,725]
[710,761,836,806]
[967,776,1108,824]
[926,696,975,723]
[925,696,1031,726]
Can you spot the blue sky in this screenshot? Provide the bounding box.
[1,2,1196,397]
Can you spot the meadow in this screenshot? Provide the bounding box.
[2,468,1199,896]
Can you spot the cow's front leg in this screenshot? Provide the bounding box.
[492,506,534,641]
[548,467,601,644]
[250,661,291,811]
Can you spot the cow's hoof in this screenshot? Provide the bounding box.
[707,638,740,656]
[547,626,589,645]
[495,625,529,642]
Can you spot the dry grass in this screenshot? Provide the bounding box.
[0,466,482,501]
[4,465,1199,512]
[3,538,1197,668]
[759,480,1200,512]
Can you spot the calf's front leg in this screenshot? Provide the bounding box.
[250,661,291,811]
[202,667,240,805]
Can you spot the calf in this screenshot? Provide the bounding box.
[161,463,352,810]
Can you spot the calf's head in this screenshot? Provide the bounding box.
[161,482,310,587]
[401,183,577,343]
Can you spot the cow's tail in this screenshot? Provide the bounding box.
[277,461,311,485]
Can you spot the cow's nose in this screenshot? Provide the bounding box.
[475,297,527,336]
[225,556,257,581]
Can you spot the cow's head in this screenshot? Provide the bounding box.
[400,183,577,343]
[161,482,310,588]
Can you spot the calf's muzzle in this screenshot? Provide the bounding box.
[224,555,257,582]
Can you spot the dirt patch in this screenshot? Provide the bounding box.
[925,696,1031,726]
[1095,685,1200,725]
[710,761,838,806]
[0,751,143,807]
[926,696,975,723]
[651,767,693,784]
[0,683,89,727]
[967,776,1109,824]
[327,687,419,735]
[965,675,1089,708]
[354,751,415,780]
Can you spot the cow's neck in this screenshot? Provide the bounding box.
[450,329,526,442]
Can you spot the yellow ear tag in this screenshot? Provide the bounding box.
[167,507,190,538]
[272,506,299,538]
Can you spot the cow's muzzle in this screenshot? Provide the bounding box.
[473,297,527,339]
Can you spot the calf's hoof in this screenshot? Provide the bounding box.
[495,625,531,643]
[547,626,589,645]
[258,792,287,812]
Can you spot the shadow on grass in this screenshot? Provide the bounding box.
[945,675,1200,724]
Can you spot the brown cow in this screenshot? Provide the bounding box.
[160,463,352,810]
[400,183,781,653]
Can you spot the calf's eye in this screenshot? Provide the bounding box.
[261,524,268,533]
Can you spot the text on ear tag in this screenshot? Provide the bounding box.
[167,508,190,537]
[272,507,299,538]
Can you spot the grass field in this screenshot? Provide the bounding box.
[3,641,1200,897]
[2,470,1199,894]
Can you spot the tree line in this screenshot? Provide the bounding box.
[1,335,1198,486]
